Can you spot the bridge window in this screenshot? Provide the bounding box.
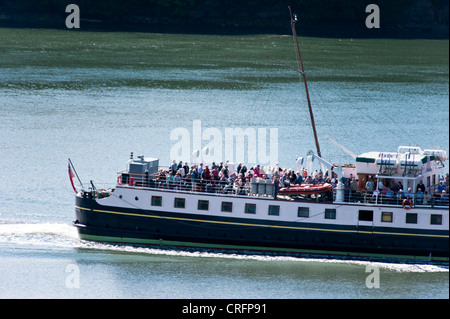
[430,214,442,225]
[358,210,373,222]
[268,205,280,216]
[298,207,309,218]
[198,200,209,211]
[406,213,417,224]
[325,208,336,219]
[151,196,162,206]
[221,202,233,213]
[174,197,185,209]
[381,212,393,223]
[245,203,256,214]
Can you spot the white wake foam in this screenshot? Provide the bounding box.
[0,223,447,272]
[77,240,449,273]
[0,222,78,238]
[0,222,79,248]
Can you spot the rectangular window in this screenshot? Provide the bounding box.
[198,200,209,211]
[245,203,256,214]
[381,212,393,223]
[174,197,185,209]
[430,214,442,225]
[325,208,336,219]
[221,201,233,213]
[406,213,417,224]
[151,196,162,207]
[268,205,280,216]
[298,207,309,218]
[358,210,373,222]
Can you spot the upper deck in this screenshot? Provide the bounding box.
[92,148,449,210]
[113,169,449,210]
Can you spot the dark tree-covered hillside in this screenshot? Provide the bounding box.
[0,0,448,38]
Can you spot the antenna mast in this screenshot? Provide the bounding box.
[288,6,321,157]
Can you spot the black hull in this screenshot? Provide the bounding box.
[74,195,449,263]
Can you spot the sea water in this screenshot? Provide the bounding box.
[0,28,448,299]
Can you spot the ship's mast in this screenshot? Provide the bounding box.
[288,6,322,157]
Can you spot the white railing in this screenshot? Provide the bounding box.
[336,189,449,208]
[110,171,449,208]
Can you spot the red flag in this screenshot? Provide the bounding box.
[68,163,77,193]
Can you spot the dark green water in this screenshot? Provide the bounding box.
[0,28,448,299]
[2,28,448,88]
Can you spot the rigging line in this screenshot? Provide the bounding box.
[381,110,415,146]
[244,60,276,118]
[327,76,417,152]
[295,203,340,222]
[108,192,216,229]
[320,81,379,152]
[374,91,417,146]
[255,70,276,115]
[107,191,270,231]
[348,79,417,147]
[322,94,357,161]
[94,191,348,233]
[307,85,351,162]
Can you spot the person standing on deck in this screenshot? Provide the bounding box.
[417,180,426,193]
[365,178,375,194]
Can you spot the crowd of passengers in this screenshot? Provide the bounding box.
[149,160,449,206]
[345,173,449,206]
[153,160,337,197]
[152,160,337,195]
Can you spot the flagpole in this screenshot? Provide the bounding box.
[68,163,77,193]
[68,158,84,190]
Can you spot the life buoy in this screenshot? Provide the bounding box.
[402,199,412,210]
[117,175,122,185]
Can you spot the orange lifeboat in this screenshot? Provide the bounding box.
[279,183,332,195]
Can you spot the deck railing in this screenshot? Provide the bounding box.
[335,190,449,208]
[114,171,449,208]
[117,172,275,197]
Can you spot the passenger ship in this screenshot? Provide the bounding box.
[72,146,449,263]
[71,9,449,263]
